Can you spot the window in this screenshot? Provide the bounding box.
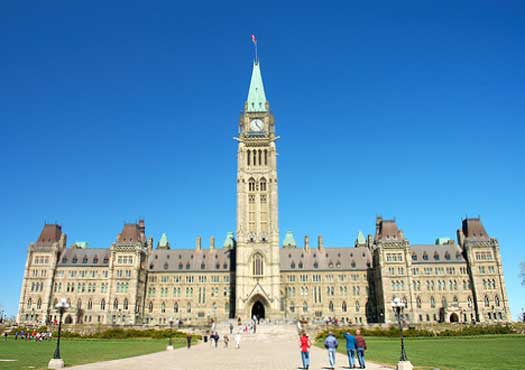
[328,301,334,312]
[123,298,129,310]
[484,296,490,307]
[248,178,256,192]
[148,301,153,313]
[303,301,308,313]
[416,296,422,308]
[113,299,119,310]
[253,254,264,276]
[341,301,347,312]
[355,301,360,312]
[260,178,267,192]
[100,299,106,311]
[430,296,436,308]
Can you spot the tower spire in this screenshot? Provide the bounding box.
[246,60,268,113]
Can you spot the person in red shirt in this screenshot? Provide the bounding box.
[355,329,368,369]
[299,331,312,369]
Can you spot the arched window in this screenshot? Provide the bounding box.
[441,296,447,307]
[123,298,129,310]
[260,178,267,192]
[100,299,106,311]
[36,297,42,309]
[430,296,436,308]
[27,297,32,310]
[248,178,256,192]
[247,150,251,166]
[495,295,500,307]
[328,301,334,312]
[113,298,118,310]
[416,296,422,308]
[161,302,166,313]
[341,301,347,312]
[467,296,473,308]
[77,299,82,310]
[484,295,490,307]
[174,302,179,313]
[303,301,308,313]
[148,301,153,313]
[453,296,459,305]
[187,302,192,313]
[355,301,361,312]
[258,150,262,166]
[252,150,257,166]
[264,149,268,165]
[253,254,264,276]
[87,299,93,310]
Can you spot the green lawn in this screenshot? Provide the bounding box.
[318,335,525,370]
[0,337,191,370]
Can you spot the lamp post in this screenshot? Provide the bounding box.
[48,298,69,369]
[391,297,413,370]
[167,317,174,350]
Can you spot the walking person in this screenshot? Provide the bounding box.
[229,322,234,334]
[324,331,338,370]
[299,331,311,370]
[224,334,229,348]
[355,329,367,369]
[344,330,357,368]
[234,326,242,349]
[186,332,193,349]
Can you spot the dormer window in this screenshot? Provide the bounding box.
[186,263,190,270]
[313,261,319,269]
[93,257,99,264]
[164,262,169,270]
[178,263,183,270]
[412,254,417,261]
[434,252,440,261]
[103,257,109,264]
[445,252,451,260]
[72,256,78,264]
[82,256,88,264]
[290,261,296,269]
[62,257,68,263]
[423,253,429,261]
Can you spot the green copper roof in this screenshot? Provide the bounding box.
[158,233,169,248]
[223,232,235,249]
[283,230,297,247]
[435,237,451,245]
[246,61,268,112]
[357,231,366,245]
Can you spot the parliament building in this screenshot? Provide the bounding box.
[17,59,510,327]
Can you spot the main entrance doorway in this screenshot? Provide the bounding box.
[251,301,265,320]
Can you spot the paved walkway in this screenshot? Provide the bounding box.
[69,325,392,370]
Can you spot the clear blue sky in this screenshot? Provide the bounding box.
[1,1,524,320]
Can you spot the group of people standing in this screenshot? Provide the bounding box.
[299,329,367,370]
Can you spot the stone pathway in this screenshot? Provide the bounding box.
[68,324,392,370]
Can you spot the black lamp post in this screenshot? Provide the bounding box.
[48,298,69,369]
[391,297,408,362]
[167,317,174,350]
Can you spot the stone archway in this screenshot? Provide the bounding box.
[251,301,265,320]
[64,315,73,324]
[450,313,459,323]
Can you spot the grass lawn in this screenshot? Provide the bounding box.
[0,337,192,370]
[318,335,525,370]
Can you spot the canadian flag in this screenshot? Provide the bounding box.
[251,34,256,45]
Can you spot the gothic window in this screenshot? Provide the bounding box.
[441,296,447,307]
[253,150,257,166]
[253,254,264,276]
[248,178,256,192]
[148,301,153,313]
[303,301,308,313]
[445,252,451,260]
[434,252,440,261]
[87,299,93,310]
[161,302,166,313]
[495,295,500,307]
[201,263,206,270]
[453,296,459,305]
[341,301,347,312]
[313,261,319,269]
[260,178,267,192]
[174,302,179,313]
[82,255,88,264]
[430,296,436,308]
[101,299,106,311]
[264,149,268,165]
[93,256,99,264]
[72,256,78,263]
[416,296,422,308]
[298,261,303,269]
[355,301,360,312]
[178,263,183,270]
[412,254,417,261]
[186,262,190,270]
[258,149,262,165]
[467,296,473,308]
[164,262,169,270]
[484,295,490,307]
[247,150,251,166]
[77,299,82,309]
[328,301,334,312]
[423,253,428,261]
[123,298,129,310]
[187,302,192,313]
[113,299,118,310]
[36,297,42,309]
[290,261,296,269]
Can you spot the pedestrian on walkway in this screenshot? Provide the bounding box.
[229,322,234,334]
[234,326,242,349]
[344,330,357,368]
[355,329,367,369]
[299,331,311,370]
[224,334,229,348]
[324,331,338,370]
[186,332,193,349]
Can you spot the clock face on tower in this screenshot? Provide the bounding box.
[250,119,264,132]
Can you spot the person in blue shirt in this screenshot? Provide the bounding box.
[324,332,339,370]
[344,331,357,368]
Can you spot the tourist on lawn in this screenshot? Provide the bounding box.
[355,329,367,369]
[3,332,7,341]
[186,332,193,349]
[324,331,338,370]
[299,331,311,370]
[344,330,357,368]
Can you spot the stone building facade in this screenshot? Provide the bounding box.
[17,60,510,327]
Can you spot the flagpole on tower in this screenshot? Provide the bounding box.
[251,34,258,63]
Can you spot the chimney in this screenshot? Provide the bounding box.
[210,236,215,251]
[196,236,202,251]
[317,235,324,251]
[304,235,310,252]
